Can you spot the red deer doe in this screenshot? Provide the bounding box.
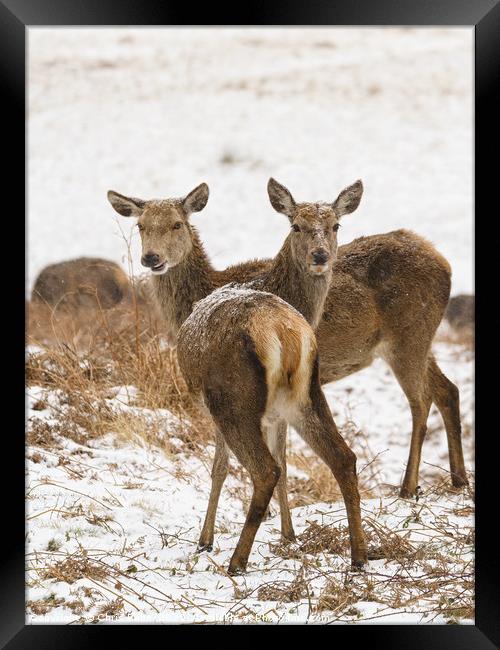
[262,179,467,500]
[31,257,132,311]
[177,284,367,574]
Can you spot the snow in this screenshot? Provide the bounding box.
[28,27,473,295]
[27,27,474,624]
[26,340,474,624]
[184,282,303,335]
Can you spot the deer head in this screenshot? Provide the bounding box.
[267,178,363,276]
[107,183,209,275]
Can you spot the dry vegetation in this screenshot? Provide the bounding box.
[27,286,213,449]
[26,274,474,623]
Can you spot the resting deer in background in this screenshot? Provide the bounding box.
[107,177,467,538]
[31,257,132,311]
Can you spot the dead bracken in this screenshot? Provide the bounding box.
[270,521,350,559]
[41,555,110,584]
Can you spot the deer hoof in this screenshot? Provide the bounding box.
[228,564,246,576]
[351,558,367,571]
[451,476,469,489]
[399,486,415,499]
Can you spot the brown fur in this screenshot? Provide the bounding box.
[249,301,317,405]
[32,257,132,310]
[177,286,366,574]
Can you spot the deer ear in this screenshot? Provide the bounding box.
[267,178,296,221]
[107,190,146,217]
[182,183,209,215]
[332,180,363,217]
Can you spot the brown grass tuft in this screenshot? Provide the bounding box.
[95,598,124,619]
[270,521,350,560]
[257,573,308,603]
[27,594,66,615]
[27,281,214,453]
[364,518,417,563]
[41,554,109,584]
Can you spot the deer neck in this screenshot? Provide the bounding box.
[260,236,332,330]
[151,226,215,340]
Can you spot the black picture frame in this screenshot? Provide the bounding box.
[5,0,497,646]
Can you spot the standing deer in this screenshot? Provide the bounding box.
[263,179,467,500]
[177,284,367,574]
[107,178,466,542]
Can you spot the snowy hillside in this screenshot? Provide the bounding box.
[28,27,472,293]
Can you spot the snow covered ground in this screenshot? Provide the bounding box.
[27,28,474,624]
[26,340,474,624]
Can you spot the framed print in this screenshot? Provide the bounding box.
[3,0,497,646]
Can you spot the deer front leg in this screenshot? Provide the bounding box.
[198,429,229,551]
[427,356,468,489]
[262,419,295,541]
[399,395,432,498]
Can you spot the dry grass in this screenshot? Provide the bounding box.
[286,417,380,508]
[27,279,213,455]
[270,521,350,560]
[257,570,308,603]
[41,554,110,584]
[26,490,474,623]
[27,594,66,615]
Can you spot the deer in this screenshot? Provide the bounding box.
[107,178,467,546]
[31,257,132,311]
[177,283,367,574]
[107,185,269,344]
[445,294,474,335]
[263,179,467,502]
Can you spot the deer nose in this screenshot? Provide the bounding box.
[312,248,329,265]
[141,252,160,268]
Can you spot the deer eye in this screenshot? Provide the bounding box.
[173,221,183,230]
[333,223,340,232]
[292,224,301,233]
[137,223,144,232]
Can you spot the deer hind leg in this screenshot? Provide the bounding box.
[291,371,367,567]
[262,418,295,541]
[198,429,229,551]
[215,421,280,575]
[427,356,468,488]
[385,352,432,497]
